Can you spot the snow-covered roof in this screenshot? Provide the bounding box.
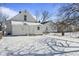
[41,21,55,24]
[11,21,42,25]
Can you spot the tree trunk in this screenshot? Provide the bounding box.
[62,31,64,36]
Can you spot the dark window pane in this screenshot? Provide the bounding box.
[24,15,27,21]
[37,26,40,30]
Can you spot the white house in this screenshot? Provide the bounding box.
[4,10,46,35]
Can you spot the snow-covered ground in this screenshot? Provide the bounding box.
[47,32,79,38]
[0,32,79,56]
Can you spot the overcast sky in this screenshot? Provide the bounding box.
[0,3,66,21]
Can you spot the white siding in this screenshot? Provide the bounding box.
[11,21,45,35]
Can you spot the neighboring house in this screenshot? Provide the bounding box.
[4,10,46,35]
[41,21,57,33]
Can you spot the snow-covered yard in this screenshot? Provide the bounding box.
[0,32,79,56]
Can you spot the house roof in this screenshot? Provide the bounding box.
[11,21,42,25]
[41,20,56,24]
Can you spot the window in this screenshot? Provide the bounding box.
[24,15,27,21]
[37,26,40,30]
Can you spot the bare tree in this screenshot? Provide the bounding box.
[0,14,8,22]
[58,3,79,30]
[56,20,69,36]
[35,10,52,22]
[41,10,52,22]
[56,3,79,35]
[0,14,8,35]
